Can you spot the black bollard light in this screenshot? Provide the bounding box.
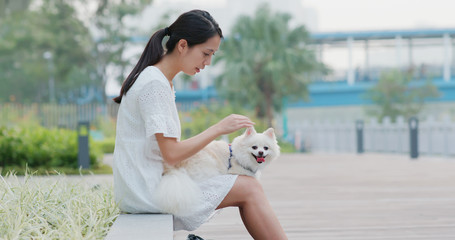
[78,121,90,169]
[409,117,419,159]
[356,120,364,154]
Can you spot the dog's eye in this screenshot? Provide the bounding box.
[264,146,269,150]
[252,146,258,150]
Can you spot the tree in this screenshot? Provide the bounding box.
[365,70,441,121]
[89,0,153,102]
[0,0,94,103]
[214,3,325,127]
[0,0,153,103]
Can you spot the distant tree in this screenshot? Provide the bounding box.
[0,0,153,103]
[0,0,93,103]
[214,3,325,127]
[0,9,41,102]
[0,0,32,17]
[365,70,441,121]
[89,0,153,102]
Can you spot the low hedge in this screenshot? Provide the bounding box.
[0,125,102,170]
[94,137,115,154]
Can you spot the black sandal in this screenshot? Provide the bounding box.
[187,234,205,240]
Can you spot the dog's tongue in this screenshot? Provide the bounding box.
[257,157,265,163]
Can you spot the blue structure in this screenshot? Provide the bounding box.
[312,28,454,84]
[126,28,455,111]
[299,28,455,107]
[311,28,455,43]
[170,28,455,109]
[288,78,455,108]
[175,77,455,109]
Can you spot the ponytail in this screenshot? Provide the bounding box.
[113,28,167,104]
[113,10,223,104]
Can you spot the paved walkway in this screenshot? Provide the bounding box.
[15,153,454,239]
[173,153,455,240]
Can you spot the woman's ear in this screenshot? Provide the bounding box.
[177,39,188,54]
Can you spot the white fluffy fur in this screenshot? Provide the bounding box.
[153,127,280,217]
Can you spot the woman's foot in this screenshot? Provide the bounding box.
[187,234,204,240]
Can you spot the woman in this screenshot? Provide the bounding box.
[113,9,287,239]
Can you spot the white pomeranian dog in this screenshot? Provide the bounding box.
[153,127,280,217]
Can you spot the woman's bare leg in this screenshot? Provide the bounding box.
[217,175,287,240]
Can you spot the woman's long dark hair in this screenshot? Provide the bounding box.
[113,10,223,104]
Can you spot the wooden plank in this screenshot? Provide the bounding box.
[174,153,455,239]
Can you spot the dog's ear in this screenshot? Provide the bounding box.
[244,126,256,137]
[263,128,275,139]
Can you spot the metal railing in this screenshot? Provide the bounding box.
[0,103,119,130]
[290,116,455,157]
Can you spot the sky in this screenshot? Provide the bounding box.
[303,0,455,31]
[147,0,455,32]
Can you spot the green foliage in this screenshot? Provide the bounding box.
[365,70,441,121]
[94,138,116,154]
[0,172,119,238]
[90,0,153,98]
[1,163,113,175]
[278,140,296,153]
[215,3,326,127]
[0,0,153,103]
[0,104,41,128]
[0,124,102,169]
[0,0,94,103]
[179,103,295,153]
[92,115,117,139]
[180,103,268,141]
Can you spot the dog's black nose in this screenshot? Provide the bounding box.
[258,151,263,156]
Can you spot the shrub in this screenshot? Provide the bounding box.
[94,138,116,154]
[0,125,102,170]
[180,103,269,141]
[278,140,296,153]
[92,116,117,139]
[179,103,296,153]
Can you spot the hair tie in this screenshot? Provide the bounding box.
[164,27,170,36]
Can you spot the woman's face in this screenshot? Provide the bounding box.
[179,35,221,75]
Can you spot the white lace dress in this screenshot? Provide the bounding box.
[113,66,237,231]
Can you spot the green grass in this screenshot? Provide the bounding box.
[279,140,297,153]
[0,164,113,176]
[0,172,119,239]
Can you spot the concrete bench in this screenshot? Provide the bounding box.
[105,214,173,240]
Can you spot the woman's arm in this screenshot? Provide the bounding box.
[156,114,254,166]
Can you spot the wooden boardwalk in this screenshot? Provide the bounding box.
[174,153,455,240]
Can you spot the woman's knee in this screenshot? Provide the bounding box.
[236,176,266,203]
[218,175,266,209]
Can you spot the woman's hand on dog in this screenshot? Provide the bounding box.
[156,114,254,166]
[213,114,255,135]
